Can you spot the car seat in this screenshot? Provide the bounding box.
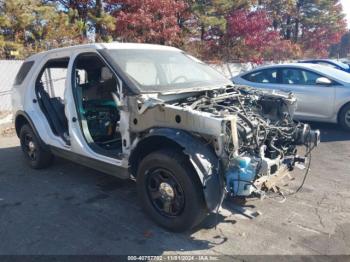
[36,82,69,143]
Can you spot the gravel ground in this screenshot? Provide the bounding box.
[0,122,349,256]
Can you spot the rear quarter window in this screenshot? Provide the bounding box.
[14,61,34,85]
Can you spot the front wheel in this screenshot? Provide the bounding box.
[137,149,207,232]
[339,104,350,131]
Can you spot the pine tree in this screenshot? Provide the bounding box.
[44,0,116,42]
[261,0,347,57]
[0,0,83,59]
[189,0,254,40]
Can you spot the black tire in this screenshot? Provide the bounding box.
[339,104,350,131]
[19,124,54,169]
[137,149,207,232]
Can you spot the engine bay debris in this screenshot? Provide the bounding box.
[131,85,320,199]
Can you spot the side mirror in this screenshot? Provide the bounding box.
[316,77,332,85]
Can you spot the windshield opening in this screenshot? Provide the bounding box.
[106,49,230,93]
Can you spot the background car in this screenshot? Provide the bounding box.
[232,63,350,130]
[298,59,350,73]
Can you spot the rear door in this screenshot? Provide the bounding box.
[278,67,335,120]
[35,56,70,145]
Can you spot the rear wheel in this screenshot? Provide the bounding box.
[19,124,54,169]
[339,104,350,131]
[137,149,207,232]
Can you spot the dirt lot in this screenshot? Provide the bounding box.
[0,122,349,256]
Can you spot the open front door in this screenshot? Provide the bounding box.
[67,52,124,160]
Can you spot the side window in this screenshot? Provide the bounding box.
[282,68,321,85]
[74,53,119,101]
[37,58,69,100]
[39,67,67,100]
[242,69,278,84]
[302,70,323,85]
[14,61,34,85]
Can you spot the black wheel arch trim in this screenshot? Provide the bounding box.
[130,128,225,212]
[14,110,49,150]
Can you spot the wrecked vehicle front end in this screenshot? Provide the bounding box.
[194,86,320,198]
[127,85,320,210]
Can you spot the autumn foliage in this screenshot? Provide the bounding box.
[107,0,187,45]
[227,10,278,48]
[225,9,280,62]
[0,0,348,62]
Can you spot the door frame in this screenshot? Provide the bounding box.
[29,50,72,150]
[34,56,71,144]
[65,49,128,168]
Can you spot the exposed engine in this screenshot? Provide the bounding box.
[173,86,320,197]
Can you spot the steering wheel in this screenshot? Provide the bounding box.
[171,75,188,84]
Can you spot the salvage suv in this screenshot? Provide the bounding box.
[12,43,320,231]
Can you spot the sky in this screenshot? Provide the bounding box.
[341,0,350,28]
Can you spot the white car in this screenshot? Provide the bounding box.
[12,43,319,231]
[232,63,350,130]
